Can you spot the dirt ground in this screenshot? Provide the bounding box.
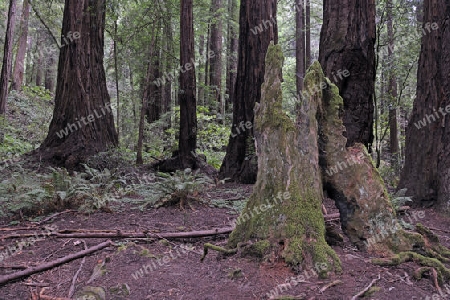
[0,182,449,300]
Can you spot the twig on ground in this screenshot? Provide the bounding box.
[319,280,343,293]
[68,241,87,298]
[351,274,381,300]
[39,287,72,300]
[0,240,113,286]
[33,210,76,225]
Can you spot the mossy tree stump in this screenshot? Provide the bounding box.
[228,43,341,277]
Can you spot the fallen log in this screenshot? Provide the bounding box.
[0,227,235,240]
[0,240,113,286]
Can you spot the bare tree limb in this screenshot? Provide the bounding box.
[0,240,113,286]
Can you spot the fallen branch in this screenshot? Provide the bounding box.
[351,274,380,300]
[68,241,87,298]
[53,227,234,239]
[0,240,113,286]
[428,227,450,234]
[319,280,343,293]
[33,210,76,225]
[1,227,235,240]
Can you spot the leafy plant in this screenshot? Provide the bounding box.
[391,188,413,210]
[151,168,214,209]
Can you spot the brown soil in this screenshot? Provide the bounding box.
[0,183,449,300]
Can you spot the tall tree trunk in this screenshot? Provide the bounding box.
[295,0,305,93]
[178,0,197,167]
[198,34,205,106]
[113,20,120,139]
[209,0,223,119]
[0,0,17,116]
[11,0,30,92]
[37,0,118,169]
[387,0,399,160]
[136,35,156,165]
[35,34,43,87]
[44,55,55,91]
[162,8,173,115]
[305,0,311,67]
[225,0,238,113]
[399,1,450,207]
[319,0,376,150]
[219,0,278,184]
[146,24,162,124]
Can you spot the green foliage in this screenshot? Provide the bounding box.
[22,86,53,101]
[151,168,214,209]
[391,188,413,210]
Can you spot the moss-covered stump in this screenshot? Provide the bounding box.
[228,43,341,277]
[302,61,405,253]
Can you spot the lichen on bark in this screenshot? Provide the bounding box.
[228,42,341,277]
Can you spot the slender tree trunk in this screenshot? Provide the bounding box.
[37,0,118,169]
[225,0,238,113]
[136,41,155,165]
[305,0,311,67]
[399,1,450,207]
[114,20,120,139]
[219,0,278,183]
[44,55,55,91]
[198,34,205,106]
[35,34,43,87]
[295,0,305,93]
[11,0,30,92]
[162,9,173,115]
[387,0,399,160]
[146,22,162,124]
[319,0,376,150]
[0,0,17,115]
[209,0,223,119]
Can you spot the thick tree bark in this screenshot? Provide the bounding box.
[37,0,118,169]
[11,0,30,92]
[319,0,376,150]
[179,0,197,167]
[0,0,17,115]
[225,0,238,113]
[209,0,223,118]
[295,0,305,93]
[399,1,450,206]
[219,0,278,183]
[229,44,341,275]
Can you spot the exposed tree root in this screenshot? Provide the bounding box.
[414,267,443,295]
[200,242,250,262]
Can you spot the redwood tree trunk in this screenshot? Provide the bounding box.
[209,0,223,119]
[225,0,238,112]
[319,0,376,150]
[399,1,450,206]
[38,0,118,169]
[219,0,278,183]
[0,0,17,115]
[295,0,305,93]
[387,0,399,159]
[178,0,197,167]
[11,0,30,92]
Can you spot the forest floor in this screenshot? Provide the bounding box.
[1,178,450,300]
